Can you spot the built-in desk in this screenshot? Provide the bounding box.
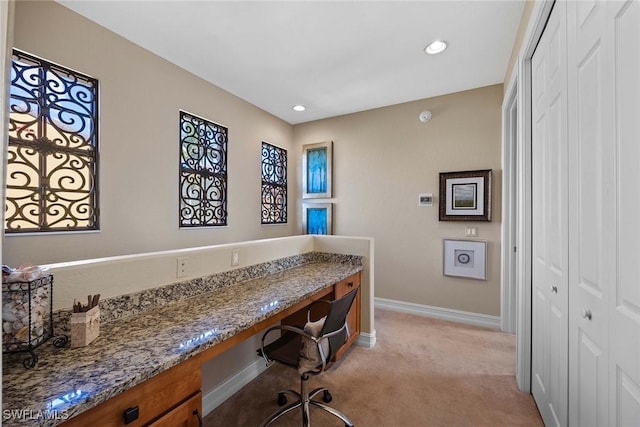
[2,260,362,427]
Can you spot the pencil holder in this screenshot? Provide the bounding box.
[70,305,100,348]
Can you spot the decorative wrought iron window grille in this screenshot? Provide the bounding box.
[261,142,287,224]
[179,111,228,227]
[6,49,99,233]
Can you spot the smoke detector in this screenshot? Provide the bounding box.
[419,111,432,123]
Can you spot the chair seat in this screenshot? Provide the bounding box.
[260,331,307,369]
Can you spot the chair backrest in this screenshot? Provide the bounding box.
[320,288,358,360]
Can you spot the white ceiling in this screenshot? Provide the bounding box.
[57,1,524,125]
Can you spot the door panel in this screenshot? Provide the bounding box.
[533,288,549,394]
[532,1,639,425]
[531,2,569,426]
[567,0,610,425]
[611,1,640,425]
[576,330,605,427]
[617,370,640,426]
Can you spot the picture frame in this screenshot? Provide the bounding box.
[439,169,492,221]
[302,203,333,235]
[443,239,487,280]
[302,141,332,199]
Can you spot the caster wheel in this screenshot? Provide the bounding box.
[323,390,332,403]
[277,392,287,406]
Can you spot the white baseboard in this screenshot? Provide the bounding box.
[356,329,376,348]
[375,297,501,330]
[202,358,269,416]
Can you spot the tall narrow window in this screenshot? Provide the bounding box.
[261,142,287,224]
[6,49,99,233]
[179,111,228,227]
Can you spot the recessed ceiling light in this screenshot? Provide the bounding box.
[292,105,306,112]
[425,40,447,55]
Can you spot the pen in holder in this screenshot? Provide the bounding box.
[70,294,100,348]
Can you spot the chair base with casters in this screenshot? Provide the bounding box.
[259,371,354,427]
[258,287,358,427]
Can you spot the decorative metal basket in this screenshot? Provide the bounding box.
[2,274,67,368]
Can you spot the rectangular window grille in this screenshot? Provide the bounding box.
[179,111,228,227]
[6,49,99,233]
[261,142,287,224]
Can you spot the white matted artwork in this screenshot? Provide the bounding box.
[443,239,487,280]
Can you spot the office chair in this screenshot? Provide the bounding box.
[258,287,359,427]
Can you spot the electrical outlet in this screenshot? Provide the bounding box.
[232,249,240,267]
[177,257,189,278]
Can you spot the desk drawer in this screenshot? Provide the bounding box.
[334,273,360,297]
[147,391,202,427]
[62,359,201,427]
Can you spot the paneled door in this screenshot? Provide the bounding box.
[567,1,640,425]
[606,1,640,425]
[567,1,610,425]
[531,1,569,426]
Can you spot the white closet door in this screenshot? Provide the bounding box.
[608,1,640,425]
[567,1,611,425]
[531,1,569,426]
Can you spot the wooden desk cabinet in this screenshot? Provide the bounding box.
[62,358,202,427]
[147,391,202,427]
[62,271,361,426]
[333,272,361,360]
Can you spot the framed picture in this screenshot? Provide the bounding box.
[302,203,333,235]
[302,141,332,199]
[443,239,487,280]
[439,169,492,221]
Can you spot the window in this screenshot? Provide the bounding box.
[6,49,99,233]
[261,142,287,224]
[179,111,228,227]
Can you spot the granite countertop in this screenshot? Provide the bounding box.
[2,260,362,426]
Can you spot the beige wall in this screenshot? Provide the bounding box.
[7,0,505,319]
[504,0,536,89]
[293,85,503,316]
[4,0,506,411]
[5,0,297,266]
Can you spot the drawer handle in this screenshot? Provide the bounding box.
[551,285,558,294]
[193,409,203,427]
[582,309,592,321]
[348,282,354,288]
[123,406,139,425]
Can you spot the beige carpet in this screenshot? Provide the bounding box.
[203,308,543,427]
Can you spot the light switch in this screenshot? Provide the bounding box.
[465,226,477,237]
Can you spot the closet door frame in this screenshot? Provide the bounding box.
[503,0,555,393]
